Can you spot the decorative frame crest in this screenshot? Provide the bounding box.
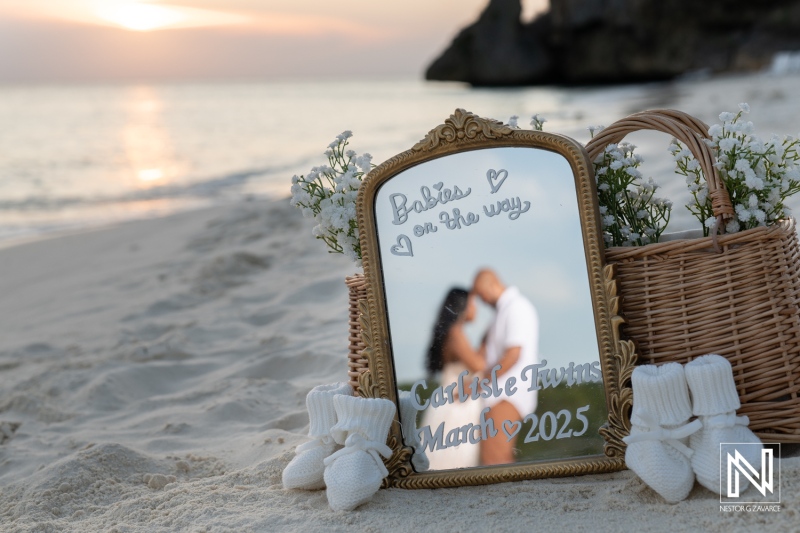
[355,109,635,488]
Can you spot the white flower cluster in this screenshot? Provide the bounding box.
[594,142,672,247]
[587,124,605,138]
[289,131,372,265]
[672,103,800,235]
[506,114,547,131]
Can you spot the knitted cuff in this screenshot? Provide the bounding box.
[306,382,353,438]
[685,354,741,416]
[330,395,396,445]
[631,363,693,426]
[398,390,420,443]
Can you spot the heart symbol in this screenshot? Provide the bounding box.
[390,234,413,257]
[502,420,521,442]
[433,182,444,191]
[487,169,508,194]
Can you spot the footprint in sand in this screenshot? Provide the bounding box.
[193,252,272,293]
[143,473,177,490]
[0,421,20,444]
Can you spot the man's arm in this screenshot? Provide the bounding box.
[492,346,521,378]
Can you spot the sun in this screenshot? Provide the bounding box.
[96,3,186,32]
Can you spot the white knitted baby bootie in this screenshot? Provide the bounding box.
[282,382,353,490]
[685,354,763,494]
[398,390,430,472]
[623,363,702,503]
[323,395,396,511]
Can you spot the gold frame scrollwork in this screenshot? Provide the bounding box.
[355,109,635,488]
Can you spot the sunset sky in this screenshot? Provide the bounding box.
[0,0,549,82]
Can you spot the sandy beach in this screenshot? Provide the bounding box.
[0,197,796,532]
[3,0,800,528]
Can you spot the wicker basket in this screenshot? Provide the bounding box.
[586,110,800,443]
[346,273,368,392]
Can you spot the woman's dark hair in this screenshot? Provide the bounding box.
[426,287,469,374]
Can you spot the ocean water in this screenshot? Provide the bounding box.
[2,73,800,246]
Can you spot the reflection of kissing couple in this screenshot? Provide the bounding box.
[422,269,539,469]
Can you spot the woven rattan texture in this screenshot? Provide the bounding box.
[346,274,368,392]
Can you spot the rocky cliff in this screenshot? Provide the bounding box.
[426,0,800,85]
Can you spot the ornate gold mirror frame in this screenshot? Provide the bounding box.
[355,109,636,488]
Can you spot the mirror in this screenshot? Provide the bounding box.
[356,110,634,488]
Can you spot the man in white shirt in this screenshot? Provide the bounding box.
[473,269,539,465]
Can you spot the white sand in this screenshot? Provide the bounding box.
[0,198,797,532]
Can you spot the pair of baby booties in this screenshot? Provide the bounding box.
[623,354,763,502]
[282,383,429,511]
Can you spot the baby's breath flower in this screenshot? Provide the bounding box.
[734,159,749,173]
[354,153,373,173]
[708,124,723,139]
[625,167,643,179]
[593,141,670,247]
[530,114,547,131]
[735,204,751,221]
[588,125,605,138]
[673,103,800,234]
[289,132,371,265]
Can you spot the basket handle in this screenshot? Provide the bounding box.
[584,109,734,224]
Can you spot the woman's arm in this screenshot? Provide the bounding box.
[444,326,485,373]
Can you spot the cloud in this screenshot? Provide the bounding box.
[248,12,390,40]
[0,1,389,39]
[0,15,431,81]
[0,0,491,81]
[93,3,250,32]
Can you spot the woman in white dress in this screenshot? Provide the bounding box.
[419,288,485,470]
